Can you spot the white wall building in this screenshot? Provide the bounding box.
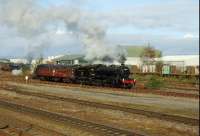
[160,55,199,66]
[125,57,142,66]
[10,59,28,64]
[125,55,199,67]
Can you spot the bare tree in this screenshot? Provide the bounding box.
[140,43,162,64]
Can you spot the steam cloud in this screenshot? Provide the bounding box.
[12,69,22,76]
[0,0,126,63]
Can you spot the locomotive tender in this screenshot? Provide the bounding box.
[34,64,136,88]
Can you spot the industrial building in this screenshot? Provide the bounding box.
[2,46,198,75]
[51,46,199,67]
[52,54,88,65]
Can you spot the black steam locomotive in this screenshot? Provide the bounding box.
[34,64,136,89]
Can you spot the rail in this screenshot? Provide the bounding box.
[0,100,140,136]
[3,87,199,126]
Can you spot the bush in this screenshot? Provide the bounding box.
[22,64,31,75]
[144,76,164,89]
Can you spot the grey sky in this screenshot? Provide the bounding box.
[0,0,199,58]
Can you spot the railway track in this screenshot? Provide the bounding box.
[0,100,139,136]
[0,123,34,136]
[0,118,67,136]
[1,77,199,99]
[2,86,199,126]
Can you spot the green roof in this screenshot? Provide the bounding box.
[53,45,161,62]
[124,46,146,57]
[53,54,84,61]
[53,54,88,63]
[123,45,161,57]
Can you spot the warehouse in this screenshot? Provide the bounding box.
[51,46,199,67]
[53,54,88,65]
[161,55,199,66]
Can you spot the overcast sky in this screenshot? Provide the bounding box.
[0,0,199,58]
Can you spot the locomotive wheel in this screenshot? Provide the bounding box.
[39,76,46,81]
[122,84,133,89]
[63,78,71,83]
[53,77,62,82]
[94,80,101,86]
[112,80,119,88]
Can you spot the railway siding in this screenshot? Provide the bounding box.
[2,87,199,126]
[0,100,140,136]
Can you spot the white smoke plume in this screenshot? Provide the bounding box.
[12,69,22,76]
[0,0,126,63]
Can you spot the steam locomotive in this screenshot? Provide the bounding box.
[34,64,136,89]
